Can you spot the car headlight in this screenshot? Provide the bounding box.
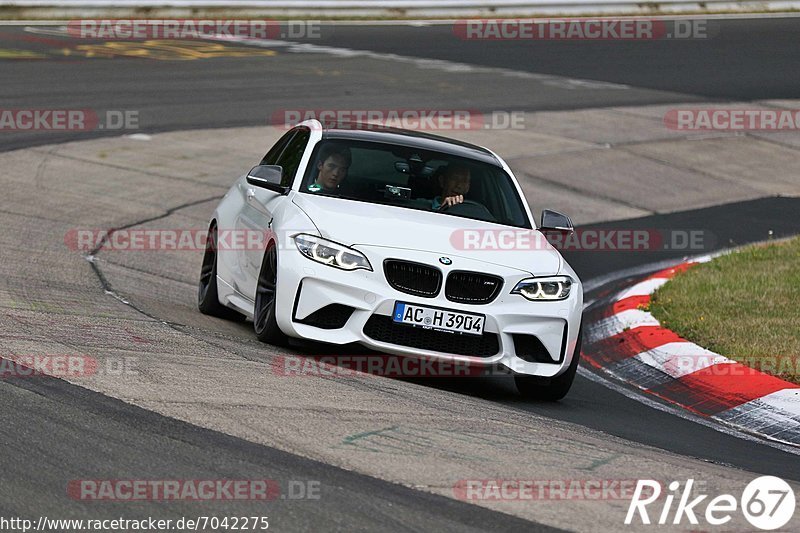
[511,276,572,301]
[293,234,372,271]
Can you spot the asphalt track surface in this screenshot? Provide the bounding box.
[0,369,560,532]
[2,18,800,531]
[3,16,800,150]
[287,18,800,100]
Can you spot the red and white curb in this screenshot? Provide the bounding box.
[584,259,800,446]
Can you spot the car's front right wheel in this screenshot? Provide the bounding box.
[254,242,288,346]
[514,324,582,401]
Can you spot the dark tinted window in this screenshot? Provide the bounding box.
[301,139,531,228]
[260,130,295,165]
[276,128,310,187]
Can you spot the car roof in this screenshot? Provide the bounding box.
[317,121,501,166]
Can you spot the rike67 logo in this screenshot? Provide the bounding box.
[626,477,795,530]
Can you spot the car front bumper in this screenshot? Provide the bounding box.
[274,244,583,377]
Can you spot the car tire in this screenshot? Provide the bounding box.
[514,323,582,402]
[198,224,245,320]
[254,242,289,346]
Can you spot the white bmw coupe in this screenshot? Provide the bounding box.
[199,120,583,400]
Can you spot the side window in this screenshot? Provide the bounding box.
[260,131,295,165]
[276,128,311,187]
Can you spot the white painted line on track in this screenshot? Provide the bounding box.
[587,309,660,341]
[633,342,733,379]
[614,277,669,301]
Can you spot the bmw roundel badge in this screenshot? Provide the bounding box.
[439,257,452,265]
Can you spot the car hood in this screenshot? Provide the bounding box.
[291,193,562,276]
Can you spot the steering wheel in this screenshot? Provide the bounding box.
[439,200,496,222]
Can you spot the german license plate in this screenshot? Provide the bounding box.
[392,302,485,336]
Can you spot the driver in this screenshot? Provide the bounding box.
[309,145,351,193]
[432,164,471,210]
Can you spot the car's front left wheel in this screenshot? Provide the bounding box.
[198,224,244,320]
[254,242,288,346]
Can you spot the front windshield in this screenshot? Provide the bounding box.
[300,139,532,229]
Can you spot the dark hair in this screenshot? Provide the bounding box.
[442,164,470,179]
[318,144,352,166]
[434,163,470,183]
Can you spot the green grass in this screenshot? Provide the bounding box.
[649,237,800,384]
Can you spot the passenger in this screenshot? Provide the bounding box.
[431,164,471,210]
[309,145,351,193]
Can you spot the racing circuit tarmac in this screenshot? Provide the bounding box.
[1,18,800,531]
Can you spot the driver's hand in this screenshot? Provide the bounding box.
[439,195,464,209]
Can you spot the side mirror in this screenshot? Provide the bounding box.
[246,165,287,194]
[540,209,574,233]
